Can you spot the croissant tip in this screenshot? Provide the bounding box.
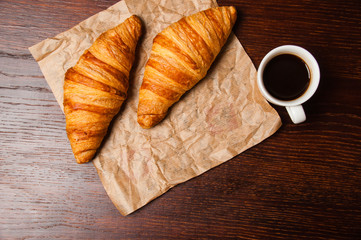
[129,15,141,22]
[75,150,97,164]
[229,6,236,12]
[227,6,237,23]
[137,114,166,129]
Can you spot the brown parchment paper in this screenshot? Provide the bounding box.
[29,0,282,216]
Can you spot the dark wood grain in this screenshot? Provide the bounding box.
[1,0,361,239]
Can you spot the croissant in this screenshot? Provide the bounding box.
[137,6,237,128]
[64,15,142,164]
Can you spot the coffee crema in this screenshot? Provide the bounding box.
[263,54,310,101]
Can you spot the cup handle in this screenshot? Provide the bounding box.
[286,105,306,124]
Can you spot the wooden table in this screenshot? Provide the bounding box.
[1,0,361,239]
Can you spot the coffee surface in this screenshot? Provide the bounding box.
[263,54,310,101]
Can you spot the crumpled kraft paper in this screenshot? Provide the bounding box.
[29,0,282,216]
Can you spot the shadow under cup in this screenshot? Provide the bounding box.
[257,45,320,124]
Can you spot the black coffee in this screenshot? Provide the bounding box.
[263,54,310,101]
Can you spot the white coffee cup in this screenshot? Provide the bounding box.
[257,45,320,124]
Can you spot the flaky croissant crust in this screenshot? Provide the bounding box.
[64,15,142,164]
[137,6,237,128]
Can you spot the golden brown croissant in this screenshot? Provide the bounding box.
[64,15,142,164]
[137,6,237,128]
